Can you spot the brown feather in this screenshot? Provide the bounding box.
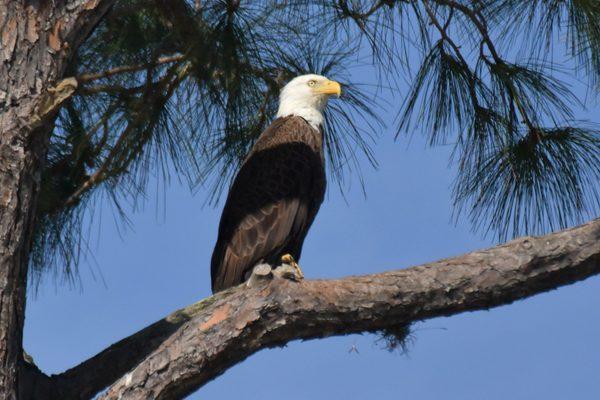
[210,116,326,292]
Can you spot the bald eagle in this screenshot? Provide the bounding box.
[211,74,341,292]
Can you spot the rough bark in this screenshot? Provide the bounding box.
[0,1,116,399]
[38,218,598,400]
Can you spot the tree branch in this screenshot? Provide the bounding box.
[76,54,184,83]
[53,298,218,399]
[45,219,600,399]
[62,63,187,208]
[432,0,536,129]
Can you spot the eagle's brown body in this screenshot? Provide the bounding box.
[211,115,326,292]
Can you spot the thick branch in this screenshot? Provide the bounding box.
[53,298,218,399]
[51,219,600,399]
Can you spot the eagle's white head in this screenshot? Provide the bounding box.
[276,74,342,129]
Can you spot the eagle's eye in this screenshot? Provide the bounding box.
[307,80,316,87]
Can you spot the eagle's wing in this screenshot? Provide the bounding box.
[210,117,324,292]
[213,197,303,290]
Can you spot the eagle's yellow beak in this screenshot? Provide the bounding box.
[314,80,342,97]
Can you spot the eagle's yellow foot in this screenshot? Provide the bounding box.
[281,254,304,280]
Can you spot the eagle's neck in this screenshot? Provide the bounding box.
[276,107,323,129]
[276,96,326,129]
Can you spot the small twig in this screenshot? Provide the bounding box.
[76,54,185,83]
[337,0,389,22]
[422,1,480,107]
[78,83,148,96]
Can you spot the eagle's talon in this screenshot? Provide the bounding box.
[280,254,294,264]
[292,264,304,280]
[274,264,302,281]
[280,253,304,280]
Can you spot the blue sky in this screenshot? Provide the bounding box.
[24,33,600,399]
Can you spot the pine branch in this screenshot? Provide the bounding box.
[78,82,148,95]
[76,54,184,83]
[432,0,535,128]
[336,0,392,22]
[63,63,188,208]
[28,219,600,399]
